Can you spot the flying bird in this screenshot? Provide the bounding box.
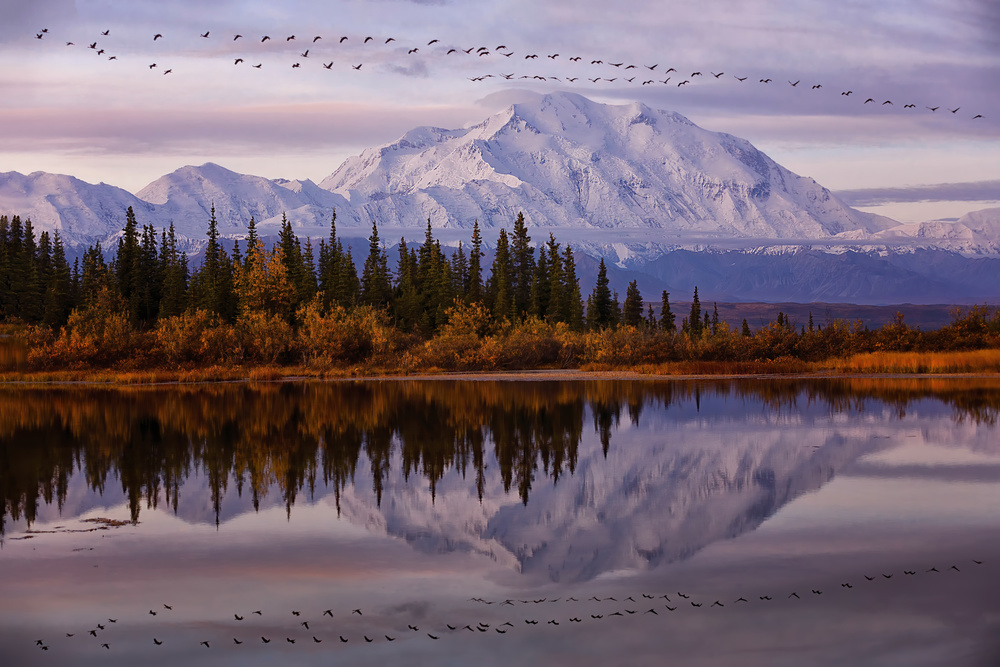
[89,42,97,49]
[154,34,162,40]
[842,90,853,96]
[300,49,309,57]
[233,638,243,645]
[313,637,322,643]
[949,108,960,113]
[153,638,162,645]
[364,36,373,43]
[865,98,875,104]
[261,35,270,42]
[234,34,242,40]
[102,30,110,36]
[313,36,322,42]
[234,58,243,64]
[759,78,771,83]
[789,80,800,86]
[812,84,822,89]
[409,47,418,54]
[352,63,362,70]
[291,63,300,68]
[200,641,210,648]
[927,106,939,111]
[711,71,724,77]
[387,38,396,43]
[323,61,333,69]
[882,100,892,105]
[287,35,295,41]
[163,69,172,74]
[261,637,271,643]
[200,32,209,38]
[734,75,747,81]
[340,36,348,43]
[677,80,689,86]
[973,114,983,119]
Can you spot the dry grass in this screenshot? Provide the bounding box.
[827,349,1000,374]
[601,358,815,376]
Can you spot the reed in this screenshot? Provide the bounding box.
[828,349,1000,374]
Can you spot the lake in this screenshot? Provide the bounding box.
[2,378,999,666]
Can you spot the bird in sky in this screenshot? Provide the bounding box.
[364,36,373,43]
[789,80,800,86]
[234,34,242,40]
[323,62,333,69]
[153,34,162,40]
[101,30,110,36]
[313,36,322,42]
[200,31,209,38]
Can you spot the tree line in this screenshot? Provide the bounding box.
[3,207,1000,372]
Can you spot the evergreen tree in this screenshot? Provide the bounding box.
[529,242,550,319]
[711,302,719,336]
[586,258,614,329]
[42,232,73,327]
[450,241,469,299]
[393,238,420,331]
[159,223,188,318]
[467,220,484,303]
[560,245,584,330]
[660,290,676,333]
[742,318,751,337]
[623,279,643,327]
[510,212,535,318]
[114,206,141,317]
[486,228,514,322]
[360,221,392,308]
[245,216,259,269]
[189,204,235,321]
[688,286,702,336]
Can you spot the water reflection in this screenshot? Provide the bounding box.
[4,378,1000,567]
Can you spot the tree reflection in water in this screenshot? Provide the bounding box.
[3,378,1000,537]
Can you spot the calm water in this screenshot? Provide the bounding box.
[2,378,1000,666]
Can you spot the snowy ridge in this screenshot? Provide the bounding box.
[322,92,896,242]
[0,92,998,263]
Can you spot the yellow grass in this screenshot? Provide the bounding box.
[829,349,1000,374]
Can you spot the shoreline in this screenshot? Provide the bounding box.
[1,367,999,387]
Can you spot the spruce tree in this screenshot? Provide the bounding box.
[587,258,613,329]
[510,212,534,318]
[159,223,188,318]
[360,221,391,308]
[486,228,514,322]
[660,290,676,333]
[623,280,643,327]
[42,232,72,327]
[742,318,751,337]
[467,220,484,303]
[560,245,584,330]
[688,286,702,336]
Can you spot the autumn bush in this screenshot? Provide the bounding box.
[296,297,401,366]
[154,309,237,365]
[32,288,136,368]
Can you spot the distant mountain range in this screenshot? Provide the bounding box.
[2,91,1000,303]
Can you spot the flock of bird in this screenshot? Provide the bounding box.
[30,558,986,654]
[29,26,986,120]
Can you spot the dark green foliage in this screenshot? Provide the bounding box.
[587,258,614,329]
[361,221,392,309]
[560,246,584,330]
[188,204,235,321]
[467,220,484,303]
[510,212,534,318]
[660,290,675,333]
[623,280,643,327]
[688,286,702,336]
[487,228,514,322]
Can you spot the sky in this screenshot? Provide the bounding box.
[1,0,999,222]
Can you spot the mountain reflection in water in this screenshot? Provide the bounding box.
[3,378,1000,582]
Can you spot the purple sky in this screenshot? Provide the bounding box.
[1,0,999,222]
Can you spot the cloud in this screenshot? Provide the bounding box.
[836,180,1000,206]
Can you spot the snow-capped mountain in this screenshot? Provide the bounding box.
[0,170,154,246]
[321,91,895,243]
[135,162,349,240]
[2,92,1000,302]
